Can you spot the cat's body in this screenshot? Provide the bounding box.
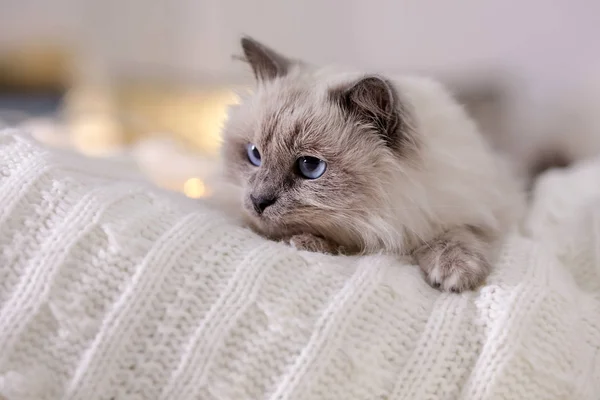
[220,37,524,292]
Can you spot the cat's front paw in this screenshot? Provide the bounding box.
[414,239,491,292]
[287,234,340,254]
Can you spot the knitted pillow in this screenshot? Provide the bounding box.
[0,130,599,400]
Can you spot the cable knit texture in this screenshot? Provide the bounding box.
[0,129,599,400]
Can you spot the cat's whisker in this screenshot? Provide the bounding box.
[403,226,435,254]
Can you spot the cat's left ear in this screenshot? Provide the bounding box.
[239,36,292,82]
[332,75,405,149]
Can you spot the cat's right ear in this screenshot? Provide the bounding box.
[330,75,417,155]
[238,36,291,82]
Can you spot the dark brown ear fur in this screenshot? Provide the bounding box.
[331,75,410,153]
[240,36,291,82]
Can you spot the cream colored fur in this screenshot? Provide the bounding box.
[219,37,525,291]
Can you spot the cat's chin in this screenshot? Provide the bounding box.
[243,211,316,243]
[241,211,285,240]
[243,212,360,253]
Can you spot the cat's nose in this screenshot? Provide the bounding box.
[250,194,278,214]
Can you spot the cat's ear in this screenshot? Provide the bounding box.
[239,36,291,82]
[332,75,403,147]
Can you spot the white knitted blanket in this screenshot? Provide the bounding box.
[0,129,599,400]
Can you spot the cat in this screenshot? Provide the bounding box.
[220,36,524,292]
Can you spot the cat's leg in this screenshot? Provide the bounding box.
[412,226,494,292]
[287,233,342,255]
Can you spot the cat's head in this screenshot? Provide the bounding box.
[221,37,423,251]
[221,37,514,252]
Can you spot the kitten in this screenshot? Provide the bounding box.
[220,37,524,292]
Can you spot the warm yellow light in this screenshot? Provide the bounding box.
[151,89,239,155]
[70,113,124,156]
[183,178,206,198]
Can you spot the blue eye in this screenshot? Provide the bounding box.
[246,144,261,166]
[297,156,327,179]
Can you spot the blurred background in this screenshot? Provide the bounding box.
[1,0,599,197]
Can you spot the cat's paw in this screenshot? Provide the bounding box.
[414,239,491,292]
[287,234,340,254]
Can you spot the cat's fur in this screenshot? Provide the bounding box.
[220,37,524,292]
